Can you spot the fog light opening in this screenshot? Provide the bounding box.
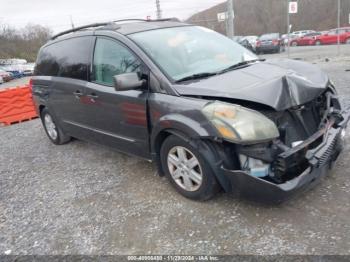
[239,154,270,178]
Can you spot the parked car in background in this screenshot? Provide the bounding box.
[256,33,285,54]
[313,27,350,45]
[0,68,13,82]
[241,36,258,51]
[290,32,322,46]
[1,65,24,78]
[281,34,289,45]
[290,30,316,38]
[238,38,255,53]
[23,63,35,76]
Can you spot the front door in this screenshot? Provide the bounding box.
[83,37,150,158]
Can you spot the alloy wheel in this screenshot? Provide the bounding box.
[44,114,58,140]
[167,146,203,192]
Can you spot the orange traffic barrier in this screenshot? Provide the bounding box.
[0,85,38,126]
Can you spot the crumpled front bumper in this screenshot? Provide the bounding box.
[221,109,350,204]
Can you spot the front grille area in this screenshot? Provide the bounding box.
[261,91,329,147]
[319,137,337,166]
[262,91,335,182]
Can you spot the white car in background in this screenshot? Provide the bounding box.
[291,30,316,38]
[241,35,258,51]
[23,63,35,76]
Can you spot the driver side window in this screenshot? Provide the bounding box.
[93,38,141,86]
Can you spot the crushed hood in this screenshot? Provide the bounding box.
[174,59,329,111]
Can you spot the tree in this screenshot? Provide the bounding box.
[0,23,52,62]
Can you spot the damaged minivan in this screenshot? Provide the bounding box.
[32,19,350,203]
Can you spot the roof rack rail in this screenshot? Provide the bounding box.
[51,18,181,40]
[51,22,110,40]
[111,18,179,23]
[113,19,148,23]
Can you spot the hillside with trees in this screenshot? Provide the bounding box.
[187,0,350,36]
[0,24,52,62]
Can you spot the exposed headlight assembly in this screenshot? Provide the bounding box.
[202,102,279,143]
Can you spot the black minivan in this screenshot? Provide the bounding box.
[32,19,349,203]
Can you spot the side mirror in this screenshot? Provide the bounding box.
[113,72,145,91]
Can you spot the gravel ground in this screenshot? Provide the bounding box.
[1,46,350,255]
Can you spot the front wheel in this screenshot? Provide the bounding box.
[41,108,71,145]
[315,40,322,46]
[346,38,350,44]
[160,135,221,201]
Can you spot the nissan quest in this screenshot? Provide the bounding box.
[32,19,350,203]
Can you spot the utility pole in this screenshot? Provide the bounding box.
[156,0,162,20]
[337,0,341,56]
[226,0,234,39]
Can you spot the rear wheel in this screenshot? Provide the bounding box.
[160,135,221,201]
[346,38,350,44]
[315,40,322,46]
[41,108,71,145]
[291,41,298,47]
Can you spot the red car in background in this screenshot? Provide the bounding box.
[290,32,322,46]
[312,27,350,45]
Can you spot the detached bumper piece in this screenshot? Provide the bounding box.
[222,109,350,204]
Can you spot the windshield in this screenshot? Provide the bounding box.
[129,26,257,81]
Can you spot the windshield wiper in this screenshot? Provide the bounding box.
[218,59,265,74]
[175,72,218,83]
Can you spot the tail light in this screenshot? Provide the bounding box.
[256,41,261,47]
[272,40,279,45]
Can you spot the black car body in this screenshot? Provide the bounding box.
[256,33,285,54]
[32,20,349,203]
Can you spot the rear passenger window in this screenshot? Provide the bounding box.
[93,38,141,86]
[35,37,92,80]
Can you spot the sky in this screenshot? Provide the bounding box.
[0,0,224,33]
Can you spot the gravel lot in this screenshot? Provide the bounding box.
[1,45,350,255]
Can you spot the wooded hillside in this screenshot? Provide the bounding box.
[187,0,350,36]
[0,24,51,62]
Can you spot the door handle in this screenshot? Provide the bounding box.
[87,93,99,103]
[87,93,99,99]
[73,90,83,98]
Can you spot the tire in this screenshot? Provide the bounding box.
[291,41,298,47]
[315,40,322,46]
[346,38,350,45]
[40,108,71,145]
[160,135,221,201]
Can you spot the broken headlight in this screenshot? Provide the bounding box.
[202,102,279,143]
